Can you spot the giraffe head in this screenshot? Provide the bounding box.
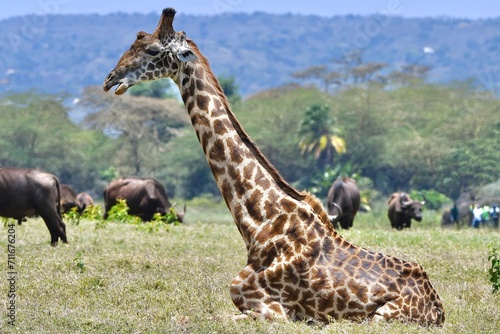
[103,8,197,95]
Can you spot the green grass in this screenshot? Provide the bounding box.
[1,200,499,333]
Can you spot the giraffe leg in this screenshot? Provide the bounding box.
[370,300,405,323]
[230,265,289,321]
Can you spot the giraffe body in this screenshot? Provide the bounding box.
[103,8,444,326]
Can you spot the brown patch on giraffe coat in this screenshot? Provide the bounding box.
[186,100,195,113]
[348,279,369,304]
[244,289,265,301]
[303,240,321,260]
[317,293,335,315]
[282,285,300,304]
[196,78,205,91]
[200,132,212,155]
[213,118,232,136]
[220,179,233,205]
[226,138,245,165]
[197,94,210,110]
[246,190,264,222]
[265,214,288,240]
[208,138,226,163]
[263,189,280,218]
[242,160,256,179]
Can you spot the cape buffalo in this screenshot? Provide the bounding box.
[0,168,67,246]
[60,184,80,214]
[326,177,361,229]
[103,177,185,222]
[76,192,94,214]
[387,192,425,230]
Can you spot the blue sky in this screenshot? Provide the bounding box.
[1,0,499,20]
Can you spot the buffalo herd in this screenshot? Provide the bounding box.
[326,177,427,230]
[0,168,184,246]
[1,166,432,246]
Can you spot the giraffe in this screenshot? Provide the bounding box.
[103,8,444,326]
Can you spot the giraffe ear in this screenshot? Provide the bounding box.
[177,49,198,62]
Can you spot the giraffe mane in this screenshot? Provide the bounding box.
[304,192,335,229]
[186,39,308,202]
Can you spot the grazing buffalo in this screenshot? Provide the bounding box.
[103,178,185,222]
[76,192,94,213]
[0,168,67,246]
[326,177,361,229]
[387,192,425,230]
[60,184,80,214]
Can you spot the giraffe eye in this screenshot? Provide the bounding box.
[145,48,160,56]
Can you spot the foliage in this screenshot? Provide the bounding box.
[0,92,111,191]
[80,86,189,175]
[81,205,103,221]
[128,79,179,99]
[436,138,499,199]
[306,163,356,198]
[99,166,119,182]
[1,82,498,202]
[74,251,86,273]
[298,104,346,171]
[105,199,133,224]
[64,207,81,226]
[409,189,452,211]
[218,75,241,106]
[488,242,500,293]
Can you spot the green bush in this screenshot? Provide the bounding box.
[105,199,133,224]
[410,189,451,210]
[488,242,500,293]
[81,205,103,221]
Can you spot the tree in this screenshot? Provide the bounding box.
[80,86,189,176]
[436,138,499,199]
[0,92,111,192]
[298,104,346,171]
[128,79,179,99]
[218,76,241,106]
[292,65,343,93]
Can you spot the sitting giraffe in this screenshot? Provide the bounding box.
[103,8,444,325]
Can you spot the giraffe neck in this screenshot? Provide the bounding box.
[175,41,307,247]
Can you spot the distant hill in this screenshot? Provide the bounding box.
[1,12,499,97]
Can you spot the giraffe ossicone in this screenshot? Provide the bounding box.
[103,7,444,326]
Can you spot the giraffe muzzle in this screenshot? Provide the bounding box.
[103,72,129,95]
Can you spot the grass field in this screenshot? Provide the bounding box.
[1,199,499,333]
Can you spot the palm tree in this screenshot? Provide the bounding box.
[298,104,346,171]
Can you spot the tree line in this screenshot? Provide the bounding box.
[0,74,498,205]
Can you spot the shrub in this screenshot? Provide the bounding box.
[488,242,500,293]
[105,199,132,223]
[81,205,103,221]
[410,189,451,210]
[64,207,81,225]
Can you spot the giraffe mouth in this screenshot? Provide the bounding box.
[103,72,131,95]
[103,80,129,95]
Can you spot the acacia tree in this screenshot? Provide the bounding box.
[80,86,189,176]
[298,104,346,171]
[292,65,343,93]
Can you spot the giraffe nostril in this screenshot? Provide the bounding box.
[105,72,115,82]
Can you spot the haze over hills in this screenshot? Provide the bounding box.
[0,12,499,97]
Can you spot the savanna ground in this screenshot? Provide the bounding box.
[1,198,499,333]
